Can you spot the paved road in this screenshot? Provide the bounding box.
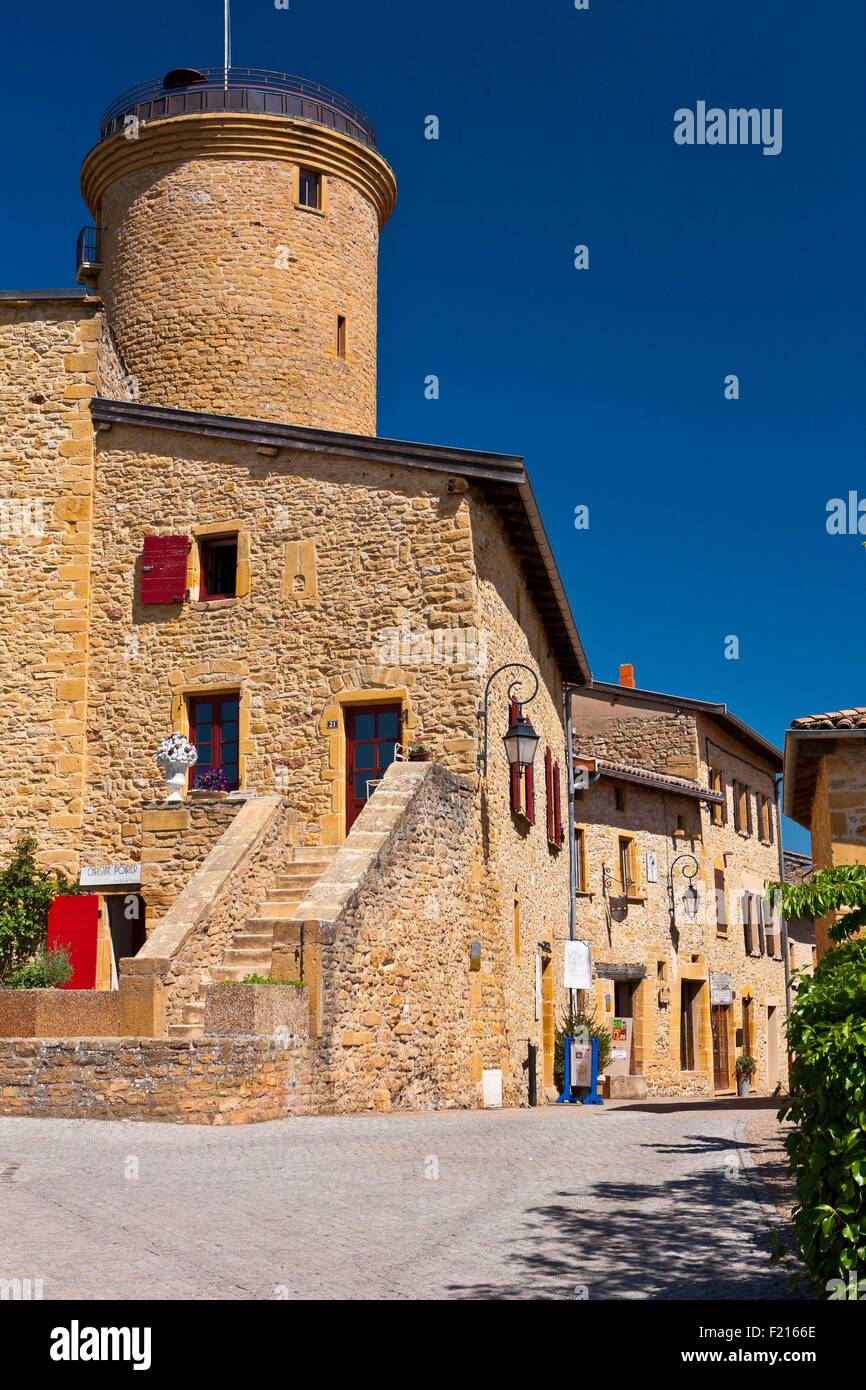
[0,1099,794,1300]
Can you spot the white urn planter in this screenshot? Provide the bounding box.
[154,734,198,803]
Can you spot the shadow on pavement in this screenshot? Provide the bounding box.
[448,1136,807,1302]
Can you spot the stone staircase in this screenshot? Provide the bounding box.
[168,846,337,1040]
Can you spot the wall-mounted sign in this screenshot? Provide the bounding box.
[326,720,339,730]
[79,863,142,889]
[710,972,733,1006]
[646,852,658,884]
[564,939,593,989]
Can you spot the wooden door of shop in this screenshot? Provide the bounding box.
[345,704,401,832]
[711,1004,731,1091]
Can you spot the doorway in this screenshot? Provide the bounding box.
[540,951,554,1092]
[767,1006,780,1090]
[679,980,701,1071]
[345,704,401,832]
[104,894,147,979]
[711,1004,732,1091]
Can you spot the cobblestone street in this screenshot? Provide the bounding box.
[0,1098,798,1301]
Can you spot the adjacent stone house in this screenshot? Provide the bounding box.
[0,66,591,1113]
[783,707,866,959]
[567,670,788,1098]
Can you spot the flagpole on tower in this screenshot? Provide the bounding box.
[224,0,231,89]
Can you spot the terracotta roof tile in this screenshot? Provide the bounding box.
[791,707,866,730]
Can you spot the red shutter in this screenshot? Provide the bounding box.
[525,760,535,824]
[508,699,520,814]
[545,748,554,841]
[141,534,189,605]
[553,760,563,846]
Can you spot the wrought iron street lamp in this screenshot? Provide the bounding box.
[668,852,700,926]
[476,663,540,777]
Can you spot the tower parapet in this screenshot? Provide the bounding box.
[80,68,397,432]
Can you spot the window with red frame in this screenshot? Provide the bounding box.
[199,535,238,600]
[188,694,240,789]
[508,698,535,824]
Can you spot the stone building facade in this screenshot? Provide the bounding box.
[0,66,589,1113]
[784,707,866,959]
[567,675,788,1098]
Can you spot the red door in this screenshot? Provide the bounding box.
[346,705,401,832]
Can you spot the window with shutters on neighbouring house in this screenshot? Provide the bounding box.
[709,768,724,825]
[618,835,640,895]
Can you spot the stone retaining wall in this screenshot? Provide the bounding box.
[0,989,120,1039]
[0,1036,311,1124]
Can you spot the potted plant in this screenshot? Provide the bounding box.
[154,733,198,803]
[192,767,230,794]
[407,743,432,762]
[736,1053,757,1097]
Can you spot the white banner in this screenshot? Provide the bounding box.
[564,939,593,990]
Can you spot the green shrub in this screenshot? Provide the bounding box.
[736,1053,757,1078]
[0,835,80,981]
[776,938,866,1295]
[235,975,304,987]
[554,997,612,1093]
[5,944,73,990]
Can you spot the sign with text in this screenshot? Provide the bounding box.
[564,939,593,990]
[710,972,733,1006]
[79,863,142,889]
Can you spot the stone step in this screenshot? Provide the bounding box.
[181,1000,205,1022]
[210,963,269,982]
[223,947,272,965]
[232,931,273,948]
[253,900,303,920]
[265,884,317,901]
[168,1022,204,1040]
[289,848,337,864]
[271,875,321,892]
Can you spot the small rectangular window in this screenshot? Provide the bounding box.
[199,535,238,600]
[336,315,347,358]
[575,828,587,892]
[709,768,724,825]
[189,693,241,790]
[714,866,728,936]
[618,836,639,894]
[614,786,625,812]
[298,168,322,209]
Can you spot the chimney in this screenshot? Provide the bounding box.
[619,663,636,689]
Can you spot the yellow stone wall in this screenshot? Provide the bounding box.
[0,300,102,869]
[571,693,788,1096]
[83,115,396,433]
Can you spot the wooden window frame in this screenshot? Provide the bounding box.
[336,314,347,359]
[714,865,728,938]
[709,768,724,826]
[188,691,241,790]
[198,533,239,602]
[574,827,588,893]
[297,167,324,211]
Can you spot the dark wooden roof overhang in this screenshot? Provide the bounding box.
[782,728,866,829]
[91,397,592,685]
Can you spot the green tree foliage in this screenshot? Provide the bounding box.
[770,866,866,1294]
[6,944,73,989]
[0,835,80,981]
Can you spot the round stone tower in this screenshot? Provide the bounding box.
[79,68,397,433]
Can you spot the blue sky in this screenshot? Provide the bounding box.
[4,0,864,852]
